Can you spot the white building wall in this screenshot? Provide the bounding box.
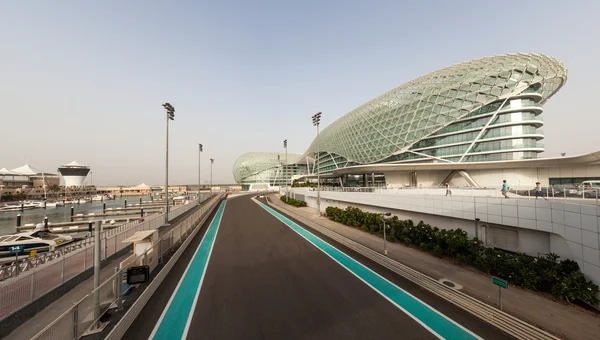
[381,164,600,190]
[288,187,600,288]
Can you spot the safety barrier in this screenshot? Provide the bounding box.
[0,196,208,322]
[268,197,562,340]
[30,194,223,340]
[104,194,224,340]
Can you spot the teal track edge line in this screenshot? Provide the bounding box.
[150,200,227,340]
[258,202,482,340]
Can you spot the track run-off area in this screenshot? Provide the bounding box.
[125,195,512,340]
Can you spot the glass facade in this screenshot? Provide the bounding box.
[302,53,566,175]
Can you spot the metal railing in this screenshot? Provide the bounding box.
[0,196,208,322]
[30,194,223,340]
[288,185,600,204]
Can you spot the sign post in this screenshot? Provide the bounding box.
[492,276,508,310]
[9,245,24,275]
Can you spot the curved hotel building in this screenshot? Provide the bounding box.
[234,53,599,189]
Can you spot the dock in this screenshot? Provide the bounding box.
[15,218,144,232]
[71,210,161,219]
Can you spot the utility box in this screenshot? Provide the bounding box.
[121,230,159,272]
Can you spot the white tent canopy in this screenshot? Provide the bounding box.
[61,161,88,167]
[135,183,150,188]
[0,168,19,175]
[10,164,43,175]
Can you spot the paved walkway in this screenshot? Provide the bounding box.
[270,194,600,340]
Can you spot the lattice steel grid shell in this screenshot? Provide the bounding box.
[233,152,304,183]
[304,53,567,165]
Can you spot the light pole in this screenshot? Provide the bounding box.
[198,144,203,202]
[284,139,288,202]
[163,102,175,224]
[380,212,391,255]
[210,158,214,192]
[312,112,322,215]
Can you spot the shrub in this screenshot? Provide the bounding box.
[280,195,307,207]
[324,205,599,306]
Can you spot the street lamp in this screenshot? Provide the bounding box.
[210,158,214,192]
[284,139,288,202]
[198,144,203,203]
[379,212,392,255]
[312,112,322,215]
[162,102,175,224]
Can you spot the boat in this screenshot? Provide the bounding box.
[0,224,74,263]
[0,202,41,212]
[91,194,113,201]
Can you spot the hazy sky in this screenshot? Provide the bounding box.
[1,1,599,186]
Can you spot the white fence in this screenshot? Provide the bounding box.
[0,196,210,322]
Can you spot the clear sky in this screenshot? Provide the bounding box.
[1,0,598,186]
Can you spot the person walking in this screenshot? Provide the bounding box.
[535,182,548,201]
[501,180,509,199]
[445,183,452,196]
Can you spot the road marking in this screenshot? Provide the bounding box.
[256,200,482,340]
[149,200,227,340]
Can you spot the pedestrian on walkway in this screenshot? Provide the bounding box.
[535,182,548,201]
[501,180,510,199]
[445,183,452,196]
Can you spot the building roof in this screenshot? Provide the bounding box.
[10,164,43,175]
[60,161,88,168]
[0,168,19,175]
[135,183,150,188]
[233,152,304,183]
[304,53,567,164]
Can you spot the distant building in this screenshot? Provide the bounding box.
[0,164,59,189]
[57,161,90,187]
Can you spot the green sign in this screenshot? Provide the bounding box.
[9,245,24,253]
[492,276,508,289]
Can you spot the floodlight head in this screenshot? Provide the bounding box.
[283,139,287,148]
[210,158,214,163]
[199,144,203,151]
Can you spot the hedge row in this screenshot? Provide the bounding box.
[325,206,599,305]
[280,195,307,207]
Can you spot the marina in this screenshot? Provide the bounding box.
[0,195,203,236]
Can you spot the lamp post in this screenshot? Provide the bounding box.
[198,144,203,202]
[162,102,175,223]
[284,139,288,202]
[312,112,322,215]
[210,158,214,192]
[379,212,392,255]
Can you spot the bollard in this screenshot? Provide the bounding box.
[140,197,142,205]
[103,202,106,213]
[141,208,144,218]
[70,206,74,222]
[20,201,24,211]
[88,222,93,237]
[151,195,153,202]
[78,198,80,205]
[124,199,127,208]
[16,214,21,227]
[44,200,47,209]
[44,216,48,228]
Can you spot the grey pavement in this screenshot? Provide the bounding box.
[269,194,600,340]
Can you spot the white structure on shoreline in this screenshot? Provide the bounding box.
[57,161,90,187]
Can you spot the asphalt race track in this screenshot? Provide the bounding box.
[125,195,512,340]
